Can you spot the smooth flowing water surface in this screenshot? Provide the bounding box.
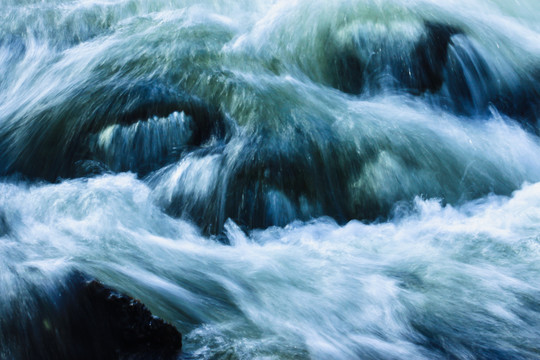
[1,0,540,359]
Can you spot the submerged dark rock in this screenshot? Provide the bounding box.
[439,33,540,127]
[330,21,461,96]
[152,125,372,235]
[329,20,540,127]
[1,271,182,360]
[405,21,462,94]
[0,79,229,181]
[81,278,182,359]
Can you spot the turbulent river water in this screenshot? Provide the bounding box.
[1,0,540,359]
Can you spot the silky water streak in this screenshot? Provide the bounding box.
[1,0,540,359]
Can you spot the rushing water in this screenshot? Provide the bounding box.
[1,0,540,359]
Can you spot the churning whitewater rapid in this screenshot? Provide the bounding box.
[1,0,540,358]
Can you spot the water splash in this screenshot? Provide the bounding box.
[1,0,540,358]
